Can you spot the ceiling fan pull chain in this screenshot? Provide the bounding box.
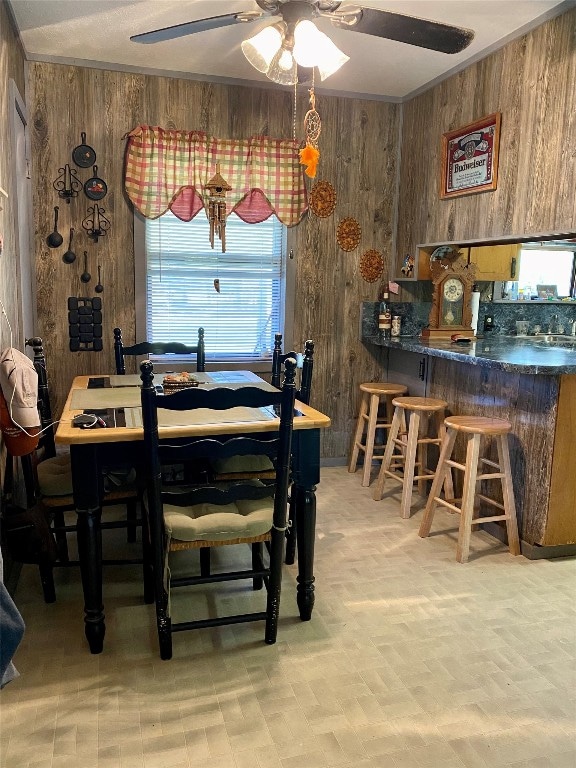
[293,80,298,143]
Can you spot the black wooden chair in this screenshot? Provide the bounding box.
[14,338,144,603]
[114,327,206,375]
[211,334,314,564]
[140,356,297,659]
[211,334,314,483]
[271,333,314,406]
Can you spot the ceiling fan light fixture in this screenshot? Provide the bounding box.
[293,19,323,67]
[293,19,349,79]
[241,24,283,73]
[266,43,298,85]
[316,39,349,80]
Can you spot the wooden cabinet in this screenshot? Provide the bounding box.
[400,243,521,282]
[469,243,521,281]
[386,348,428,396]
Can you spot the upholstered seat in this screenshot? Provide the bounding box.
[36,454,73,497]
[164,492,273,542]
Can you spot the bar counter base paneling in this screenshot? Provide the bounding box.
[481,521,576,560]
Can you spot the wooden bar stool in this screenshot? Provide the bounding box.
[372,396,453,519]
[348,382,408,487]
[418,415,521,563]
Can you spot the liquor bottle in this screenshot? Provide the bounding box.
[378,289,392,339]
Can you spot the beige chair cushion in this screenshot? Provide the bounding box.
[211,455,274,474]
[36,454,73,497]
[164,496,274,542]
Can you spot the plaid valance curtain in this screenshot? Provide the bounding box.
[124,125,308,226]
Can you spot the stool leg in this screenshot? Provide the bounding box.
[496,434,521,556]
[372,406,403,501]
[417,412,430,497]
[348,393,368,474]
[399,411,421,519]
[361,393,381,487]
[419,427,457,538]
[437,414,455,501]
[456,433,481,563]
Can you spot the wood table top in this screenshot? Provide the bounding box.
[56,373,331,445]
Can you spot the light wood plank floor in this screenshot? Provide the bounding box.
[2,466,575,768]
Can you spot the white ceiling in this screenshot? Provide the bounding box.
[8,0,573,100]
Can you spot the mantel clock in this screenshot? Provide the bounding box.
[421,259,476,339]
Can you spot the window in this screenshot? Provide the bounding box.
[518,247,576,298]
[139,210,288,363]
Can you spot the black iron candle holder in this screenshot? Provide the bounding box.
[52,163,82,203]
[82,204,110,242]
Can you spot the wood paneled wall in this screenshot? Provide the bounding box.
[29,64,400,457]
[395,7,576,290]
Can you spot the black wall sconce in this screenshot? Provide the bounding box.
[52,163,82,203]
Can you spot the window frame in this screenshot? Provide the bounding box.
[133,211,296,372]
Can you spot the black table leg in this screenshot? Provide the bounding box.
[70,444,105,653]
[291,429,320,621]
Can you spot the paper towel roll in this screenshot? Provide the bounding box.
[471,291,481,335]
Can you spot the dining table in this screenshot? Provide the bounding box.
[55,369,331,654]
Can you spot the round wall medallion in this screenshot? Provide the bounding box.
[309,180,336,218]
[336,217,361,251]
[359,249,384,283]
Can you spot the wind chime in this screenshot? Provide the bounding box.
[204,163,232,253]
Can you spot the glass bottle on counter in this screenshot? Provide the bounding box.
[378,289,392,339]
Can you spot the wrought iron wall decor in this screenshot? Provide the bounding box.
[49,135,112,297]
[82,204,110,242]
[52,163,82,203]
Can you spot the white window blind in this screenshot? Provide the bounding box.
[144,210,286,362]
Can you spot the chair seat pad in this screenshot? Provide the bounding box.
[164,497,273,542]
[211,455,274,475]
[37,454,73,497]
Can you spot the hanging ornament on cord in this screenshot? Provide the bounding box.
[204,162,232,253]
[299,85,321,178]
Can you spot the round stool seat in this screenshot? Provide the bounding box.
[444,415,512,435]
[392,396,448,412]
[349,382,409,486]
[359,382,408,396]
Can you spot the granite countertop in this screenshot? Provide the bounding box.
[363,334,576,374]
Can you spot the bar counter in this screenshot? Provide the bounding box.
[362,333,576,375]
[362,325,576,558]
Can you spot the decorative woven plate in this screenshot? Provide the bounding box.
[309,180,336,218]
[359,249,384,283]
[337,217,361,251]
[162,373,199,392]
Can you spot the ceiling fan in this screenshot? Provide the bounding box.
[131,1,475,86]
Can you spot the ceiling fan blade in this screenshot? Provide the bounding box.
[330,7,474,54]
[130,11,264,44]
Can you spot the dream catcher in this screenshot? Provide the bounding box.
[299,87,321,178]
[204,163,232,253]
